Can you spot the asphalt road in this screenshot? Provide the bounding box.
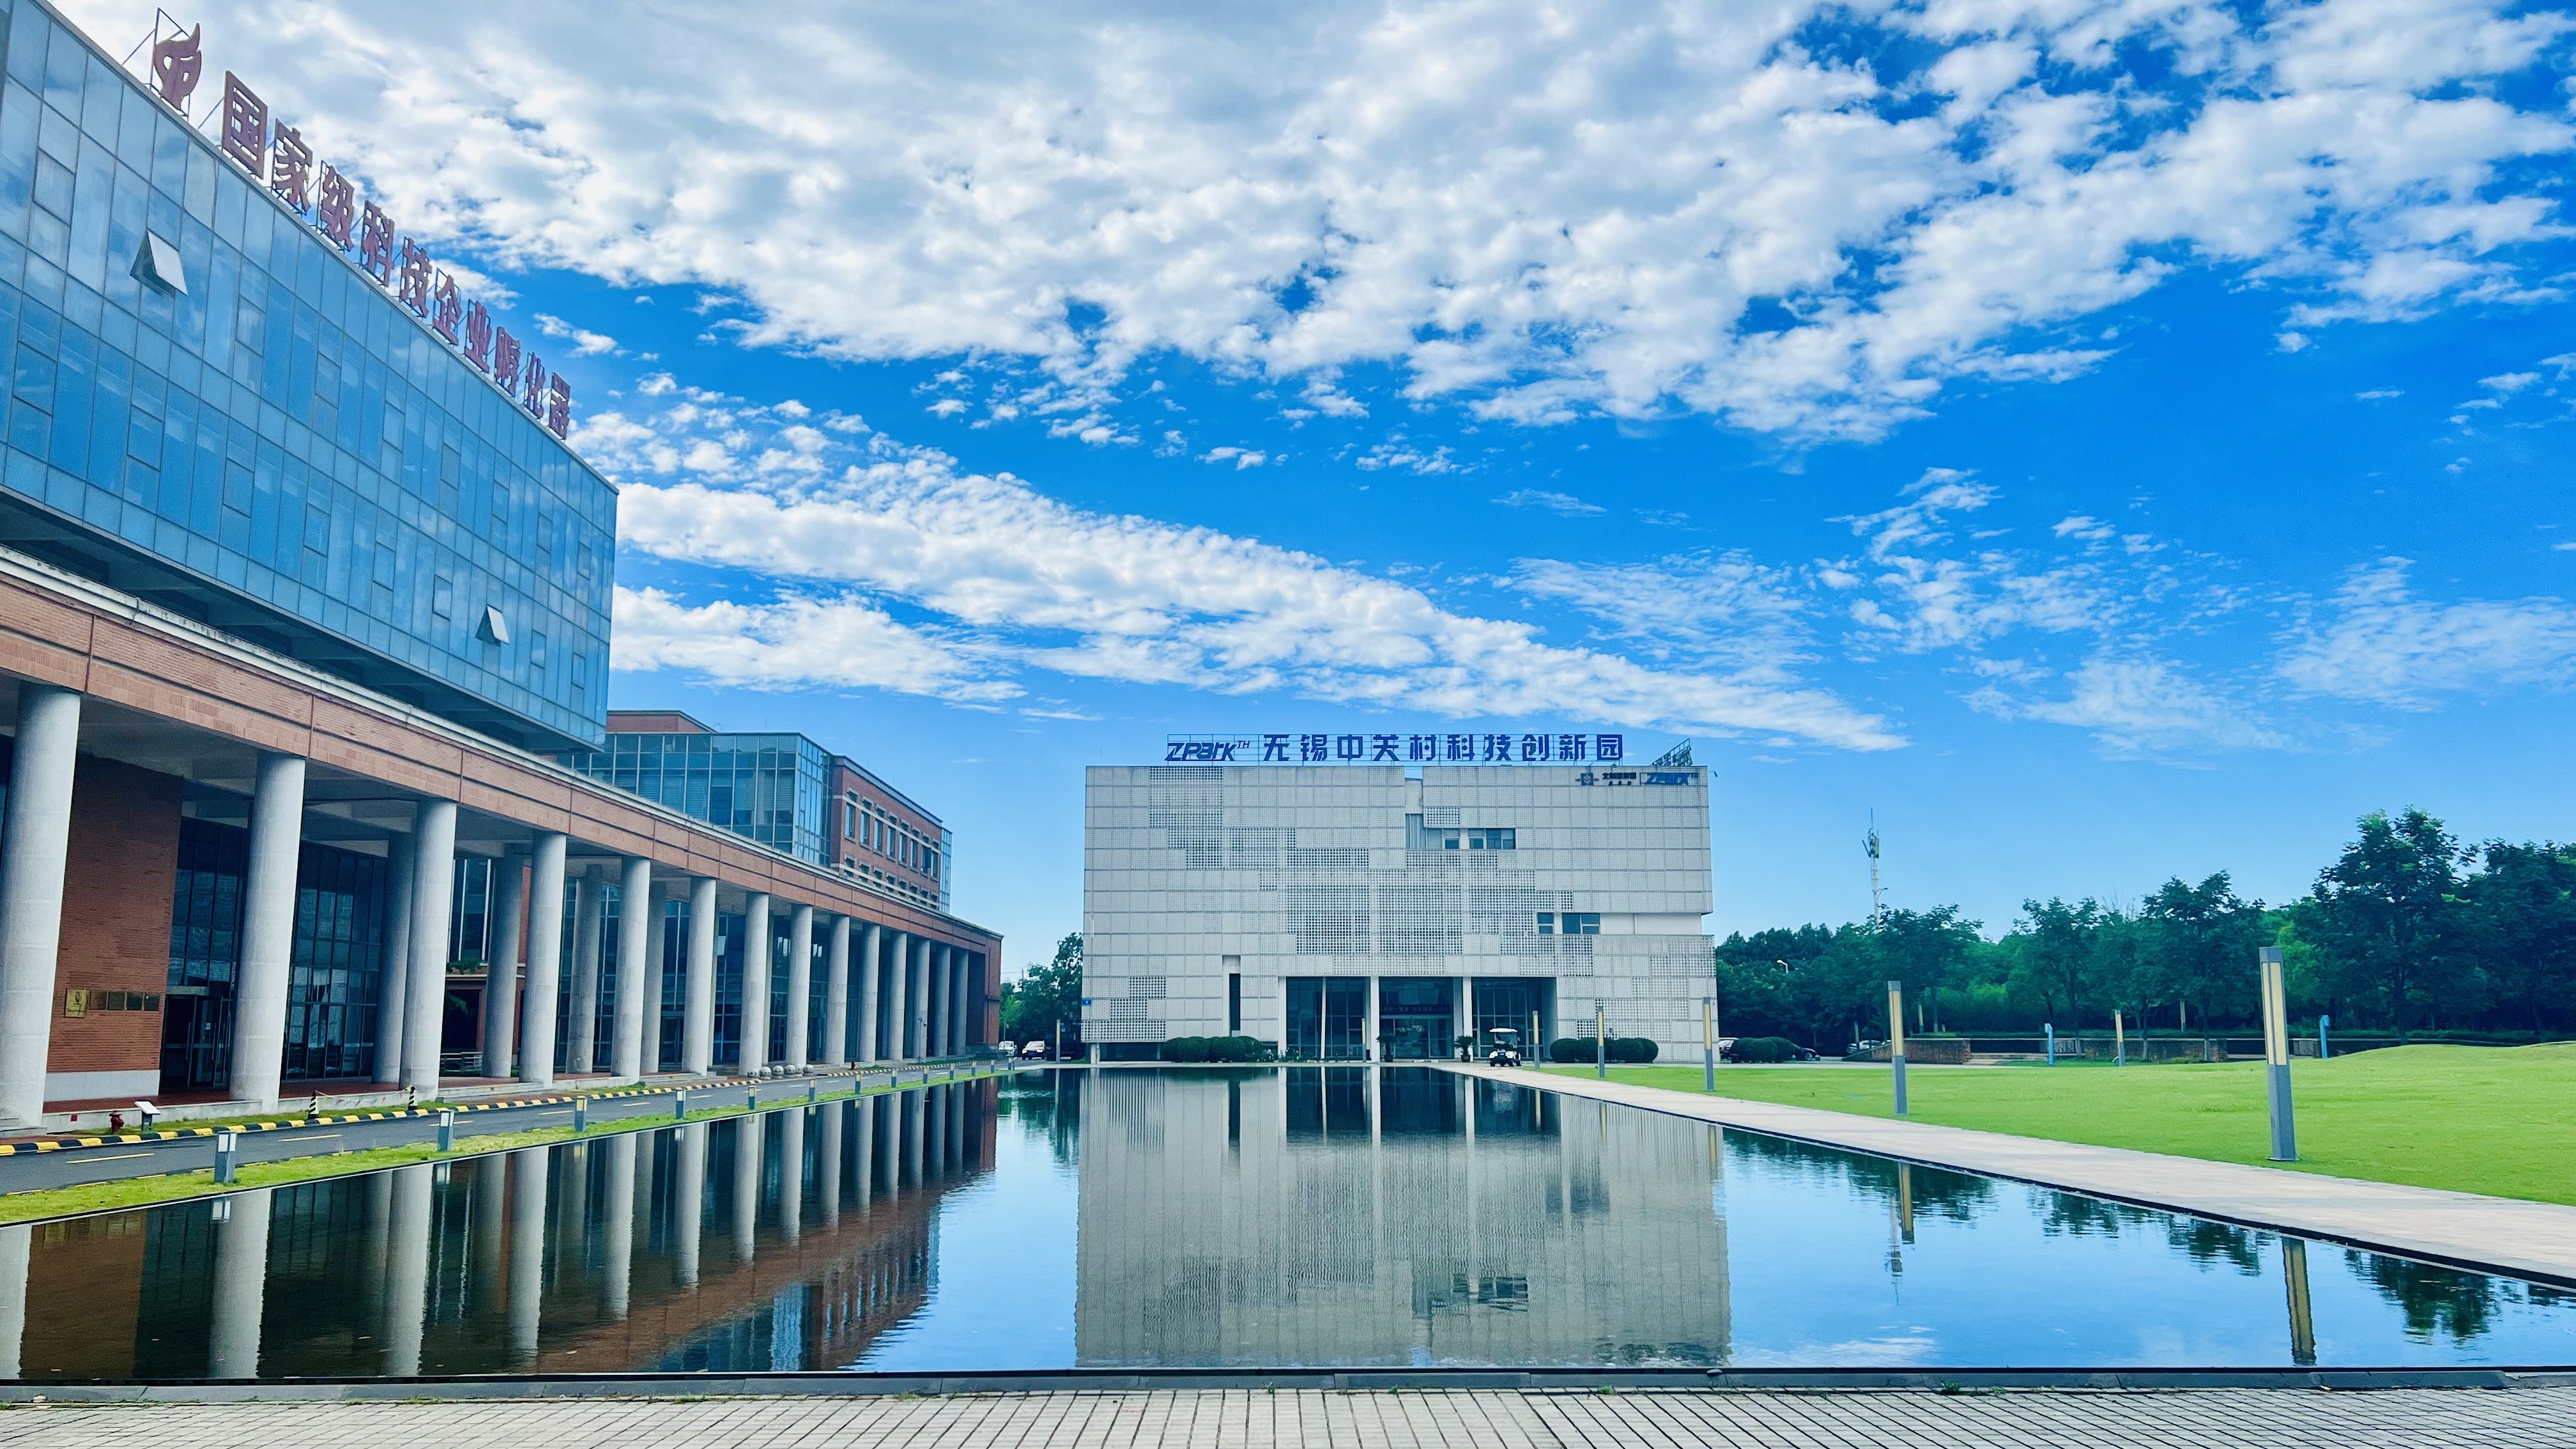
[0,1071,913,1195]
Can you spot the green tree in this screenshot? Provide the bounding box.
[1001,931,1084,1045]
[2457,841,2576,1033]
[2133,872,2267,1029]
[1874,905,1982,1031]
[2295,808,2469,1029]
[2011,897,2108,1024]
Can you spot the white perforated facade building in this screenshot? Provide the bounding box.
[1081,763,1715,1061]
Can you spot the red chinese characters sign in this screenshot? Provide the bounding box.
[195,69,576,442]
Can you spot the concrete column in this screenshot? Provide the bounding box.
[822,916,851,1069]
[1363,976,1380,1064]
[401,799,459,1094]
[785,903,815,1070]
[567,866,606,1075]
[927,943,950,1061]
[909,937,931,1059]
[740,893,773,1072]
[378,830,415,1084]
[507,1146,547,1367]
[518,834,569,1087]
[640,882,668,1074]
[885,930,912,1062]
[383,1163,434,1376]
[855,924,882,1062]
[0,1222,27,1380]
[482,855,526,1078]
[227,753,308,1112]
[603,1132,637,1321]
[732,1114,760,1264]
[208,1186,272,1378]
[683,878,717,1075]
[779,1107,805,1242]
[0,685,78,1125]
[613,857,654,1079]
[952,949,971,1055]
[673,1121,707,1287]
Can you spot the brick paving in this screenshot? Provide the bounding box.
[0,1388,2570,1449]
[1453,1064,2576,1285]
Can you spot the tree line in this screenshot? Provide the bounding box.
[1717,808,2576,1046]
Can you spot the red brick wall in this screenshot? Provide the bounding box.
[47,756,183,1080]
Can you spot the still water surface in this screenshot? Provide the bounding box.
[3,1068,2568,1377]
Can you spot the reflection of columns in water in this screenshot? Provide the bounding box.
[857,1094,880,1214]
[2283,1236,2318,1367]
[819,1100,843,1225]
[0,1223,24,1380]
[384,1164,435,1377]
[362,1172,395,1330]
[903,1089,924,1187]
[674,1123,707,1287]
[733,1114,762,1264]
[507,1147,549,1368]
[779,1107,806,1243]
[560,1141,592,1282]
[471,1154,507,1320]
[210,1188,272,1378]
[604,1133,638,1321]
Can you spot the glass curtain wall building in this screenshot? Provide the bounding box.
[0,1,614,751]
[566,731,831,864]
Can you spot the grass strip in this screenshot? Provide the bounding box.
[1544,1042,2575,1205]
[0,1072,996,1225]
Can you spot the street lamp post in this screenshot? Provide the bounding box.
[2258,946,2297,1161]
[1886,980,1907,1117]
[1702,997,1715,1092]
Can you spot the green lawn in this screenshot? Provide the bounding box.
[1545,1043,2576,1205]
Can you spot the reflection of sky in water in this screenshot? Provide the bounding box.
[852,1098,1078,1370]
[7,1070,2570,1378]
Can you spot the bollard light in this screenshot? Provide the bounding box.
[2258,946,2297,1161]
[746,1089,758,1114]
[2115,1009,2127,1068]
[1701,997,1716,1093]
[213,1129,238,1184]
[808,1082,818,1103]
[1886,980,1909,1116]
[436,1108,456,1152]
[1595,1006,1606,1080]
[673,1089,688,1119]
[2319,1014,2332,1061]
[573,1097,588,1134]
[2044,1022,2055,1066]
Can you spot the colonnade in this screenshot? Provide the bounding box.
[0,686,989,1124]
[0,1082,990,1377]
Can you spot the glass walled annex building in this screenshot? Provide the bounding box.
[0,1,999,1123]
[1081,760,1715,1062]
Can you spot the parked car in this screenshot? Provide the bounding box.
[1018,1040,1054,1060]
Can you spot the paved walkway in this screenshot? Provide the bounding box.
[1447,1065,2576,1285]
[1,1388,2569,1448]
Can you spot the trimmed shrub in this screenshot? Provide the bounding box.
[1549,1038,1595,1063]
[1728,1036,1797,1064]
[1609,1036,1660,1064]
[1161,1035,1275,1063]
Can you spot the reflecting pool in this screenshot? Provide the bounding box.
[2,1069,2568,1379]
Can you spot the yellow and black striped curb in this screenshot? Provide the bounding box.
[0,1064,1004,1156]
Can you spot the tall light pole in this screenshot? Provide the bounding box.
[1886,979,1908,1116]
[2258,946,2296,1161]
[1702,997,1716,1092]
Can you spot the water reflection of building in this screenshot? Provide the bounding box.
[1074,1067,1731,1367]
[0,1082,996,1379]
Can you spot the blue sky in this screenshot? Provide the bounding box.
[72,0,2576,968]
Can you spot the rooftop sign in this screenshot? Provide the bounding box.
[135,24,576,443]
[1164,732,1626,764]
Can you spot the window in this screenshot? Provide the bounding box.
[431,572,454,620]
[1535,912,1551,935]
[1466,827,1515,850]
[1565,912,1600,935]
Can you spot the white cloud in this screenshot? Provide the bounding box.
[1494,489,1604,516]
[1506,551,1811,679]
[2480,371,2542,393]
[588,388,1904,749]
[1202,446,1270,468]
[1968,655,2287,756]
[534,312,622,356]
[69,0,2574,440]
[2278,558,2576,706]
[1832,470,2127,655]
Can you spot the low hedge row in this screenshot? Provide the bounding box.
[1160,1035,1278,1062]
[1547,1036,1660,1064]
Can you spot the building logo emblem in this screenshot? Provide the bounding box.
[149,24,203,109]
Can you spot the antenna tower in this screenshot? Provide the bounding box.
[1864,811,1883,931]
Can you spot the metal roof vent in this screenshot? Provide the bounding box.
[476,606,511,645]
[131,233,187,295]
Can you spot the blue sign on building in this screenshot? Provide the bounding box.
[1164,732,1626,764]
